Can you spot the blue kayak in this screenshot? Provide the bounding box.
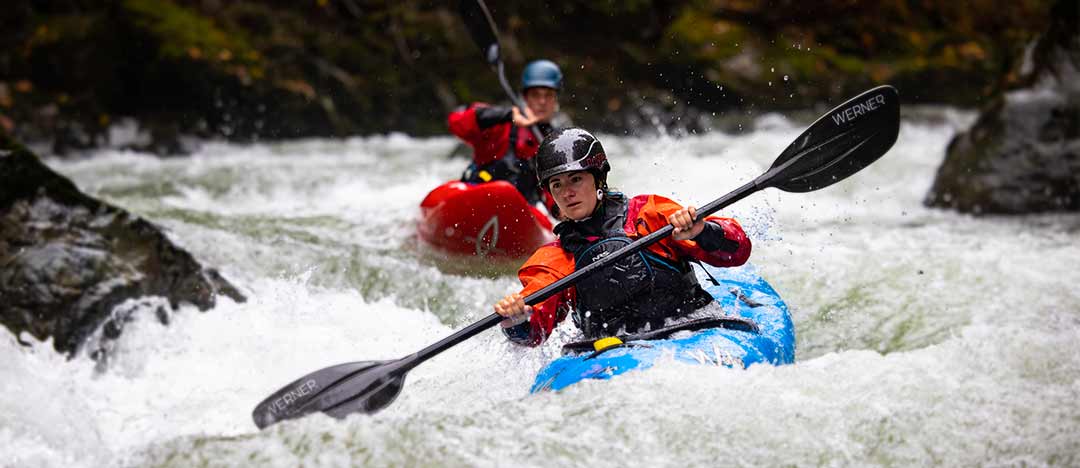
[531,263,796,392]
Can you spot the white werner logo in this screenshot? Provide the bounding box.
[270,379,319,414]
[832,94,887,126]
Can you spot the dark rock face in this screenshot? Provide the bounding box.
[0,1,1053,154]
[0,135,245,355]
[925,0,1079,214]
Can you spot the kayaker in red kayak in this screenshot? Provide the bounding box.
[448,59,566,206]
[492,128,752,346]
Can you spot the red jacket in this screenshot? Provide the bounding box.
[448,103,543,165]
[511,194,752,346]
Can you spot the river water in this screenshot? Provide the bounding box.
[3,108,1079,467]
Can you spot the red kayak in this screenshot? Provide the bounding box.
[417,181,555,259]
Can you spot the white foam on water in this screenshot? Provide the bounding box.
[6,109,1079,466]
[2,276,469,467]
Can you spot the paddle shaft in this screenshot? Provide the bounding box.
[400,178,761,370]
[494,61,544,142]
[251,85,899,427]
[463,0,545,142]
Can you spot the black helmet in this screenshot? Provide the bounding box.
[535,127,610,190]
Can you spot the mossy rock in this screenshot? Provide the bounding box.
[925,0,1079,214]
[0,0,1058,153]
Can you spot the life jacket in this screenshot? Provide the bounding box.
[555,194,713,338]
[461,122,549,204]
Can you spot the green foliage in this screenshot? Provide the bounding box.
[0,0,1059,152]
[122,0,259,66]
[651,0,1052,105]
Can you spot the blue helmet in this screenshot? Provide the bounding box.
[521,60,563,91]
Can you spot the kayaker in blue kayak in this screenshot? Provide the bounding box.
[448,59,568,206]
[494,128,752,345]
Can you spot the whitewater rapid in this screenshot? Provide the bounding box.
[3,108,1078,467]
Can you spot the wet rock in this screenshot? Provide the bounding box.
[595,91,717,137]
[925,0,1079,214]
[1,2,1054,154]
[0,134,246,356]
[52,120,105,155]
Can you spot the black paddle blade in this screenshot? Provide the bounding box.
[764,85,900,193]
[458,0,500,65]
[252,360,407,429]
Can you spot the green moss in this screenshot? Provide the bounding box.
[666,11,749,61]
[1,0,1057,150]
[122,0,259,66]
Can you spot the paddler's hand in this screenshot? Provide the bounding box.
[670,205,706,241]
[512,106,540,127]
[494,292,532,328]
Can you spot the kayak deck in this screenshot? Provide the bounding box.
[531,263,795,392]
[417,180,554,259]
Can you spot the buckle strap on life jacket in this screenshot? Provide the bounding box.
[562,316,761,355]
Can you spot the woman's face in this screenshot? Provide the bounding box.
[548,171,598,221]
[523,87,558,122]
